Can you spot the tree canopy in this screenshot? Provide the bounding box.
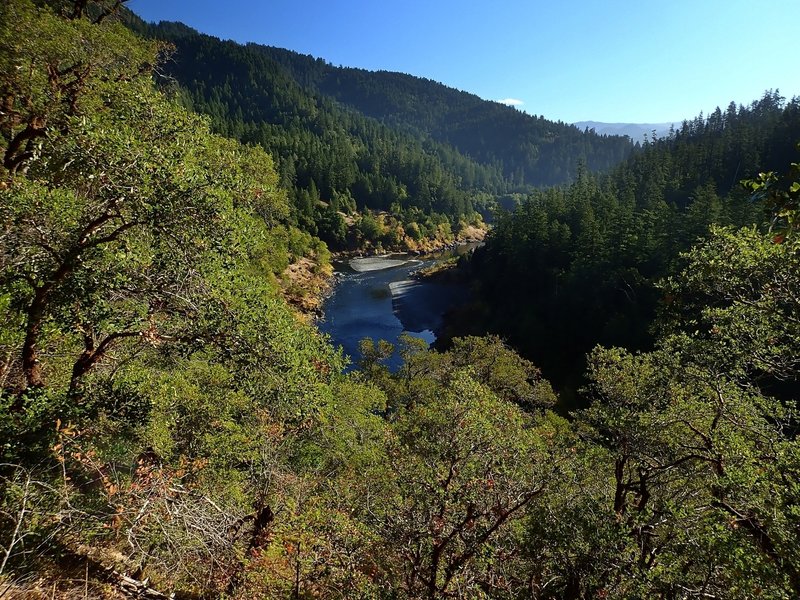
[1,2,799,598]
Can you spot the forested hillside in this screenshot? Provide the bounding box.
[244,45,634,186]
[2,2,800,599]
[124,17,633,247]
[455,90,800,401]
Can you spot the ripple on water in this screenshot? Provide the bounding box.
[388,279,418,298]
[349,256,414,272]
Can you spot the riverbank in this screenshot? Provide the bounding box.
[281,257,334,319]
[404,223,486,254]
[281,227,486,320]
[331,223,486,260]
[413,256,463,282]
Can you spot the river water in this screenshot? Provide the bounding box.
[318,245,477,370]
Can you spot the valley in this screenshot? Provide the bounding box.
[1,1,799,598]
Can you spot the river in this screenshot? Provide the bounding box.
[317,245,478,370]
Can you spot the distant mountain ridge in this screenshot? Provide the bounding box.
[242,44,635,186]
[125,16,635,200]
[573,121,676,140]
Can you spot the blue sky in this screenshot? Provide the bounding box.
[128,0,799,124]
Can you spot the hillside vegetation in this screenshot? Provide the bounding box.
[126,16,632,250]
[1,2,799,599]
[456,91,800,400]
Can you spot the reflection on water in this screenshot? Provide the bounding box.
[318,247,476,371]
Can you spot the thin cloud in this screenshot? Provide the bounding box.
[497,98,524,107]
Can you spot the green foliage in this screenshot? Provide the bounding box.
[259,45,633,186]
[0,0,159,177]
[569,337,800,595]
[2,1,800,597]
[562,211,800,596]
[0,2,347,594]
[446,335,557,409]
[742,143,800,239]
[124,18,635,247]
[357,211,383,243]
[660,225,800,381]
[465,95,798,399]
[372,369,564,597]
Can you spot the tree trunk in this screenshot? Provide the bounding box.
[20,287,48,390]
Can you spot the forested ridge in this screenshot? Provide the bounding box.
[239,43,634,187]
[2,2,800,599]
[455,91,800,402]
[123,15,632,250]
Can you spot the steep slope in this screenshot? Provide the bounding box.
[450,91,800,400]
[246,44,635,187]
[125,17,634,239]
[4,5,800,599]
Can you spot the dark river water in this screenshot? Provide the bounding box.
[318,245,478,370]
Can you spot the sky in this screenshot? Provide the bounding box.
[128,0,800,124]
